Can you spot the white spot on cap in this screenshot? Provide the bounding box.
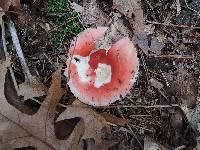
[72,55,90,83]
[94,63,112,88]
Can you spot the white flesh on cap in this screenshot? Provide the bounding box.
[72,55,90,83]
[94,63,112,88]
[72,55,112,88]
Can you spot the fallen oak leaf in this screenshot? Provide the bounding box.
[112,0,151,54]
[8,137,50,150]
[0,114,30,149]
[1,16,103,149]
[0,61,47,150]
[0,61,62,148]
[18,76,47,100]
[0,9,109,150]
[0,9,86,148]
[1,62,105,149]
[0,0,33,25]
[57,102,109,145]
[112,0,145,33]
[0,119,50,150]
[81,0,109,26]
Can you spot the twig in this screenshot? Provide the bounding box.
[130,115,152,117]
[9,21,31,82]
[95,104,179,109]
[148,54,194,59]
[146,20,200,29]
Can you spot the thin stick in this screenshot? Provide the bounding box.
[95,104,179,109]
[146,20,200,29]
[130,115,152,117]
[9,21,31,82]
[149,54,194,59]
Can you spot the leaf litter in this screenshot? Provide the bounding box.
[0,10,110,150]
[1,0,200,149]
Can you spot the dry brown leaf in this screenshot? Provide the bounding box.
[0,61,62,149]
[100,112,129,126]
[0,0,21,11]
[95,18,131,50]
[72,0,132,53]
[112,0,163,55]
[113,0,148,53]
[144,136,165,150]
[149,36,165,55]
[18,76,47,100]
[57,103,109,144]
[0,59,109,149]
[149,78,164,91]
[1,10,110,148]
[113,0,145,33]
[166,67,198,108]
[0,0,32,25]
[70,2,84,13]
[81,0,109,26]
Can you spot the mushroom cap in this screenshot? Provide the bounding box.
[65,27,139,106]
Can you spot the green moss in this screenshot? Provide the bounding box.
[46,0,83,50]
[47,0,68,14]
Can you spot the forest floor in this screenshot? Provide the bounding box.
[0,0,200,149]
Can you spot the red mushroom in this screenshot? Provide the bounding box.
[65,27,139,106]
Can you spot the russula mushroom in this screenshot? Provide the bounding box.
[65,27,139,106]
